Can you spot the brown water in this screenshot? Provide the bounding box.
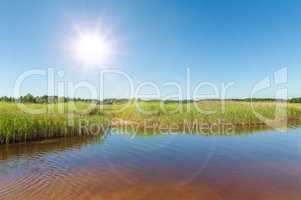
[1,129,301,200]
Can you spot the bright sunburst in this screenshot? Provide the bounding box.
[72,29,113,66]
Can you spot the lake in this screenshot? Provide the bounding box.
[1,128,301,200]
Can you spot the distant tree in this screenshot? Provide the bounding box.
[0,95,299,104]
[0,96,15,102]
[290,98,301,103]
[20,93,35,103]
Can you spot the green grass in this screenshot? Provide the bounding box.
[0,102,108,144]
[110,101,301,123]
[108,101,301,134]
[1,101,301,144]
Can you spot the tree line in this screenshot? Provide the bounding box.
[1,94,301,104]
[0,94,99,104]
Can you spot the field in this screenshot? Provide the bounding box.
[1,101,301,144]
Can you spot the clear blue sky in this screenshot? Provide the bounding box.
[0,0,301,99]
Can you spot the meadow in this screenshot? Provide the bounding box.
[1,100,301,144]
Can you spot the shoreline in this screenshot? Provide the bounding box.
[1,101,301,144]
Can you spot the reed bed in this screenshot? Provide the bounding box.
[1,101,301,144]
[109,101,301,132]
[0,102,107,144]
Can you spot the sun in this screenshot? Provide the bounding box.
[73,30,113,66]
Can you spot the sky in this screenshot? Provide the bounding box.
[0,0,301,99]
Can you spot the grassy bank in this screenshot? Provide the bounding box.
[109,101,301,133]
[0,102,108,144]
[1,101,301,144]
